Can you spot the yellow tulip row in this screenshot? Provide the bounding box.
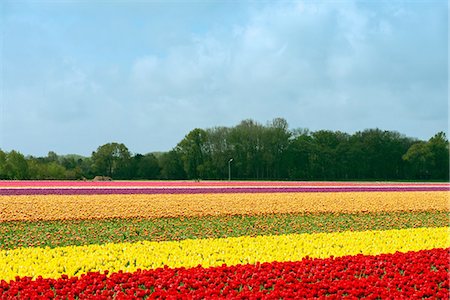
[1,227,448,281]
[1,191,448,222]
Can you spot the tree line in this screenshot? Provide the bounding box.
[0,118,448,181]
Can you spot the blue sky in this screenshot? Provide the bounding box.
[1,0,448,156]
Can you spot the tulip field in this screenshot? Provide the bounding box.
[0,181,449,299]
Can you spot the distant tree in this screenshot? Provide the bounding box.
[46,162,67,179]
[262,118,291,179]
[284,129,314,180]
[26,156,67,179]
[228,119,265,179]
[201,126,233,179]
[1,120,446,182]
[309,130,349,180]
[4,150,29,179]
[60,155,86,179]
[46,151,59,163]
[176,129,208,179]
[403,132,449,180]
[428,132,450,180]
[91,143,131,178]
[131,153,161,179]
[403,142,432,179]
[0,149,7,179]
[349,129,414,180]
[159,150,186,179]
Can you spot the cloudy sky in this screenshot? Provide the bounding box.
[1,0,448,156]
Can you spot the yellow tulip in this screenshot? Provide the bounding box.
[1,227,448,281]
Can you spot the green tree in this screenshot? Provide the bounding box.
[0,149,7,179]
[309,130,348,180]
[228,119,265,179]
[176,128,208,179]
[46,151,59,163]
[349,129,413,180]
[199,126,232,179]
[403,132,449,180]
[159,150,186,179]
[428,132,449,180]
[4,150,29,179]
[59,155,85,179]
[285,129,314,180]
[26,155,68,179]
[403,142,433,179]
[131,153,161,179]
[91,143,131,178]
[261,118,291,179]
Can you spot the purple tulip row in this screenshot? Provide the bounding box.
[0,186,448,196]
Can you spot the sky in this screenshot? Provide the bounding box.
[1,0,448,157]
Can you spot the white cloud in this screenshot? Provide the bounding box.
[125,0,447,145]
[2,1,447,156]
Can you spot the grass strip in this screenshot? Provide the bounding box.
[1,210,448,250]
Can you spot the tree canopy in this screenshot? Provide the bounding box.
[0,119,448,181]
[91,143,131,179]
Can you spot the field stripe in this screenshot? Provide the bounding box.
[1,186,448,195]
[1,211,448,250]
[1,227,448,281]
[1,191,448,221]
[2,248,448,299]
[1,180,448,187]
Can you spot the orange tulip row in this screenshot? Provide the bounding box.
[1,191,447,222]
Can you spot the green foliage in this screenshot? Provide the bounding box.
[1,119,448,180]
[0,150,6,179]
[403,132,449,180]
[91,142,131,178]
[159,150,186,179]
[176,128,208,179]
[130,153,160,179]
[0,150,29,179]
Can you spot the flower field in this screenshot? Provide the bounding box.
[0,181,449,299]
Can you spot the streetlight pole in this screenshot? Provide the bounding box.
[228,158,233,181]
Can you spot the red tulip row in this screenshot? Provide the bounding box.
[1,248,448,300]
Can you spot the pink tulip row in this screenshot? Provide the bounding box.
[1,180,448,188]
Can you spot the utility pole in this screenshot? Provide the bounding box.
[228,158,233,181]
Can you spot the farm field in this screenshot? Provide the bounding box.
[0,180,449,299]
